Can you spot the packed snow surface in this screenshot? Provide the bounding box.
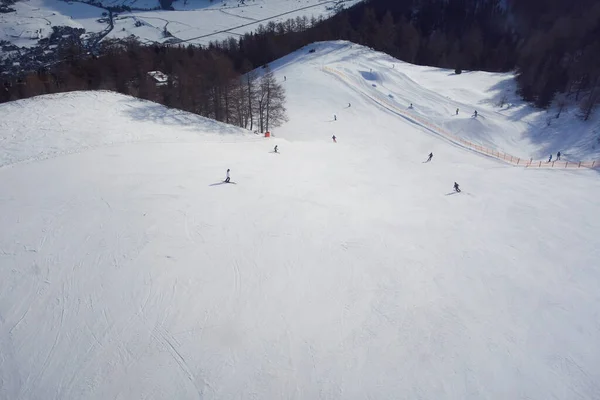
[1,42,600,399]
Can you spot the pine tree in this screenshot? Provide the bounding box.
[396,18,420,64]
[375,11,397,55]
[357,7,378,46]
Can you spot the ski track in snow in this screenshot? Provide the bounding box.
[0,42,600,400]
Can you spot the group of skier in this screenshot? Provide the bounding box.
[224,147,460,194]
[404,103,474,118]
[222,97,563,193]
[549,151,561,162]
[424,152,461,193]
[223,145,278,182]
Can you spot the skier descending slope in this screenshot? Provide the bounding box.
[332,135,337,143]
[426,152,433,162]
[454,182,461,193]
[274,145,278,153]
[225,169,231,183]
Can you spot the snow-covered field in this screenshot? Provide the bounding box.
[1,43,600,399]
[112,0,361,45]
[0,0,106,48]
[0,0,359,48]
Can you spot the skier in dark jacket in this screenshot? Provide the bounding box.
[427,152,433,162]
[332,135,337,143]
[454,182,461,192]
[557,151,561,160]
[274,145,278,153]
[225,169,231,183]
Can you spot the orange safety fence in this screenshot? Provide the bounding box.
[322,66,599,170]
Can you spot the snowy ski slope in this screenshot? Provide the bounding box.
[273,42,600,165]
[1,43,600,399]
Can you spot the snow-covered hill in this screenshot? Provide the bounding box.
[1,43,600,400]
[273,42,600,163]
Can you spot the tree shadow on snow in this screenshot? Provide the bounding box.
[483,81,600,161]
[521,112,600,161]
[480,77,522,110]
[470,78,600,161]
[123,100,246,137]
